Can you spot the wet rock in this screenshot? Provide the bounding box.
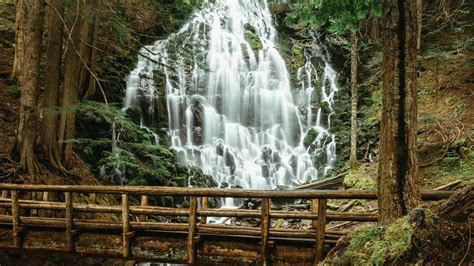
[193,126,203,145]
[261,146,272,162]
[224,149,236,174]
[269,3,292,14]
[261,164,269,177]
[216,142,224,156]
[192,97,204,145]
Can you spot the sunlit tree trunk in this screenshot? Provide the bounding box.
[378,0,421,224]
[349,32,359,169]
[10,0,24,79]
[416,0,423,52]
[16,0,45,175]
[41,0,64,169]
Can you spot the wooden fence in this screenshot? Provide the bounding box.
[0,184,452,264]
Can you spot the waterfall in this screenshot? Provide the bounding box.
[123,0,338,195]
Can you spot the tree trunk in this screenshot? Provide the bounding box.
[16,0,45,175]
[378,0,421,224]
[41,0,64,169]
[78,0,98,100]
[349,32,359,169]
[10,0,25,79]
[416,0,423,52]
[370,16,381,41]
[58,1,82,168]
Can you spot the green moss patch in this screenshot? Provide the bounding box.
[343,164,377,190]
[331,216,413,265]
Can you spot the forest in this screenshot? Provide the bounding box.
[0,0,472,264]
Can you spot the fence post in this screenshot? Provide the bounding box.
[122,193,130,257]
[311,199,318,230]
[261,198,271,265]
[65,191,75,252]
[11,190,20,249]
[201,196,208,225]
[0,190,8,215]
[140,195,148,222]
[187,196,198,264]
[315,198,327,262]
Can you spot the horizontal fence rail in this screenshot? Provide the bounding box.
[0,184,453,199]
[0,184,453,264]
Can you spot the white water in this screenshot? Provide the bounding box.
[123,0,337,200]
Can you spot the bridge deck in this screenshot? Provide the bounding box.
[0,184,452,264]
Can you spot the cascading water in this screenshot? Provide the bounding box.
[123,0,338,198]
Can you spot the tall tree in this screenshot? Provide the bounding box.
[349,32,358,168]
[59,1,82,168]
[16,0,45,175]
[10,0,25,79]
[288,0,381,169]
[41,0,64,169]
[58,0,97,168]
[378,0,421,223]
[416,0,423,51]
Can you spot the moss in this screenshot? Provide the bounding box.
[303,128,317,147]
[291,44,305,69]
[421,158,474,187]
[244,25,263,52]
[343,169,376,190]
[334,216,413,265]
[450,138,467,152]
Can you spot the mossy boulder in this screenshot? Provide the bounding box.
[303,128,317,147]
[244,24,263,52]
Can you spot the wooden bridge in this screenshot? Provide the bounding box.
[0,184,452,265]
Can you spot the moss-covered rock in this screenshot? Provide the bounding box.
[303,128,317,147]
[244,24,263,52]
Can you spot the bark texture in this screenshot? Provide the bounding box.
[416,0,423,51]
[378,0,421,223]
[59,2,82,168]
[78,0,98,100]
[349,32,359,168]
[41,0,64,168]
[17,0,45,175]
[10,0,24,79]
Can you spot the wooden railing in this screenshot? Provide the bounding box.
[0,184,452,264]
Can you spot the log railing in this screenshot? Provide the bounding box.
[0,184,452,264]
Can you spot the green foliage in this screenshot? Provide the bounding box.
[286,0,381,34]
[148,0,204,31]
[101,13,130,43]
[75,101,175,186]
